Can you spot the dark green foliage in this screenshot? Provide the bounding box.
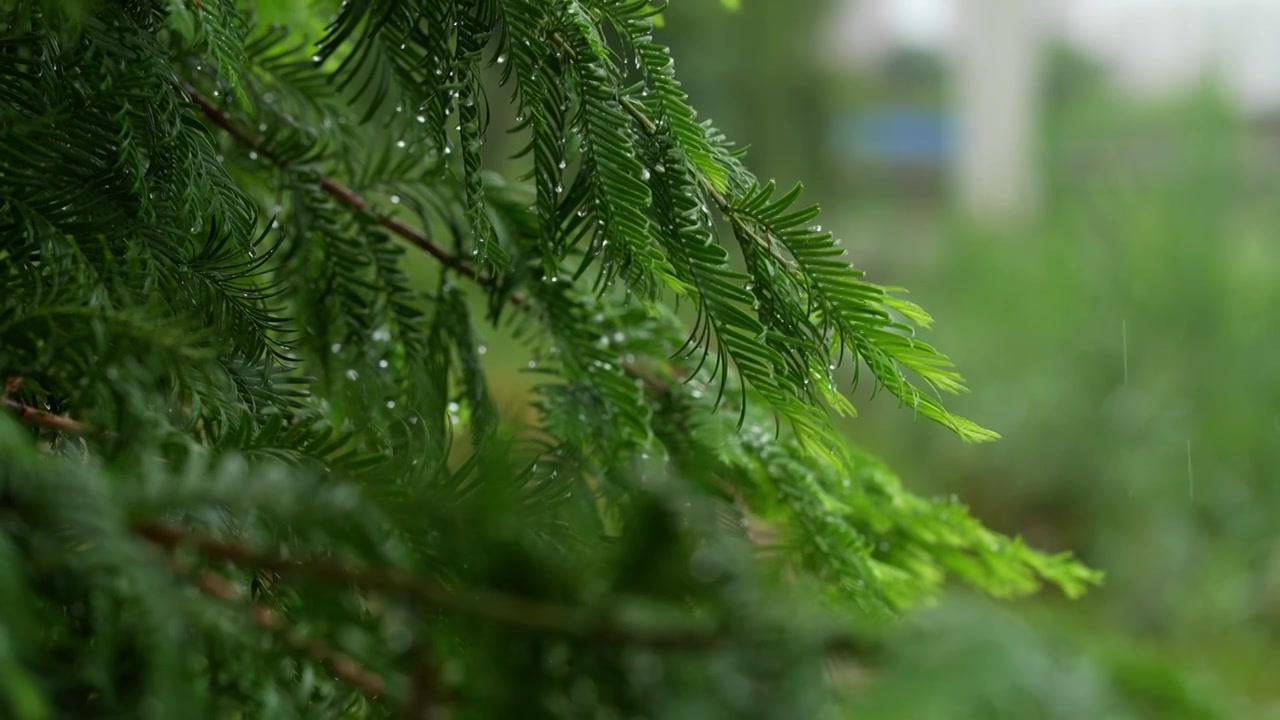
[0,1,1097,717]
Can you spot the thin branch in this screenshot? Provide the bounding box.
[183,564,388,698]
[135,520,720,649]
[181,82,688,389]
[3,398,108,438]
[136,519,872,658]
[180,82,509,299]
[402,642,447,720]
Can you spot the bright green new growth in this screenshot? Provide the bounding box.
[0,1,1098,717]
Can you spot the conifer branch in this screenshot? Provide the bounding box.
[180,82,493,289]
[619,96,730,210]
[134,519,723,649]
[179,83,688,388]
[183,564,388,698]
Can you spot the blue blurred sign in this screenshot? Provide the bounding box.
[836,108,954,167]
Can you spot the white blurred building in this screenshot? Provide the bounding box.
[826,0,1280,113]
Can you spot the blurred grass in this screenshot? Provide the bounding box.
[837,82,1280,711]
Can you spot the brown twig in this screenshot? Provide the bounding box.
[135,520,721,648]
[136,519,872,658]
[179,562,387,697]
[180,82,518,304]
[402,642,446,720]
[181,82,695,391]
[3,398,108,438]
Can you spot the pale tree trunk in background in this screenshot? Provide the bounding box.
[953,0,1047,222]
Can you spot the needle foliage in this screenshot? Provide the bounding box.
[0,1,1098,717]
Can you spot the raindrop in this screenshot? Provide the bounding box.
[396,140,406,148]
[447,402,460,413]
[558,159,567,170]
[312,54,322,63]
[386,400,397,409]
[248,151,259,161]
[416,114,426,123]
[477,345,488,355]
[640,168,651,181]
[331,343,343,354]
[345,369,360,381]
[496,54,507,64]
[390,194,401,204]
[378,359,389,369]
